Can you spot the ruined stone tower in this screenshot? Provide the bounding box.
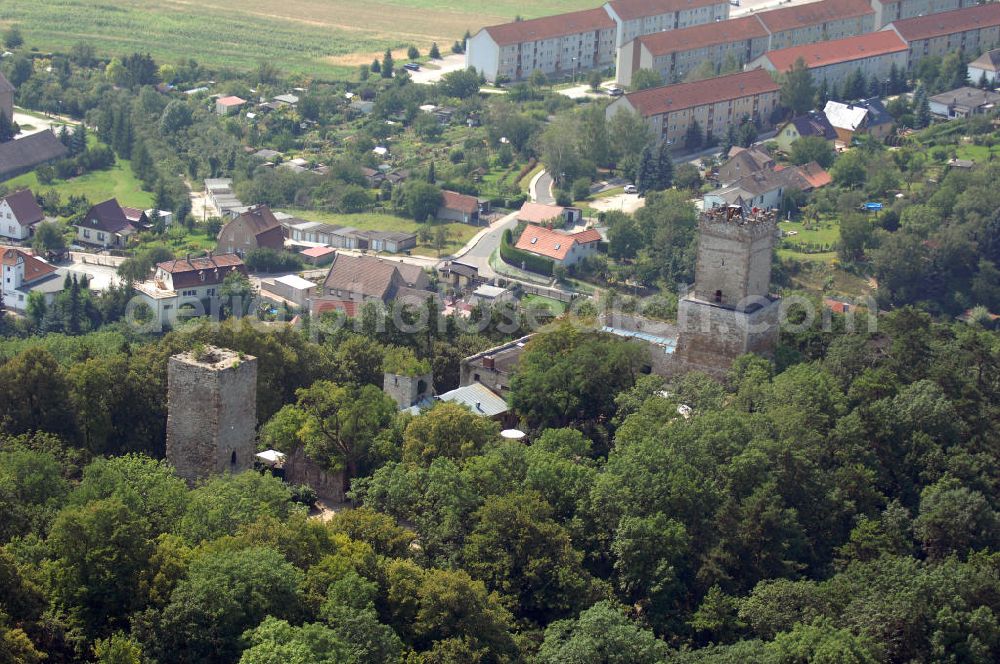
[674,205,781,377]
[383,369,434,410]
[166,346,257,483]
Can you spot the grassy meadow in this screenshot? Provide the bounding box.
[0,0,598,79]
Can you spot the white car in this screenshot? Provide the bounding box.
[624,184,637,194]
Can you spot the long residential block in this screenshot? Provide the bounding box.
[882,3,1000,68]
[749,30,908,93]
[755,0,876,50]
[605,69,781,148]
[617,16,770,85]
[871,0,979,29]
[466,0,729,82]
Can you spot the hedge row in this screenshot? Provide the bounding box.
[500,228,554,276]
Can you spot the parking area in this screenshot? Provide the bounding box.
[408,53,467,85]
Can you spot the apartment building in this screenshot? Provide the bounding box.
[606,69,781,148]
[749,30,908,94]
[870,0,979,29]
[756,0,876,51]
[617,16,770,86]
[466,8,616,82]
[466,0,729,82]
[883,4,1000,68]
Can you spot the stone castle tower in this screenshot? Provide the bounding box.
[166,345,257,483]
[674,204,781,377]
[383,369,434,410]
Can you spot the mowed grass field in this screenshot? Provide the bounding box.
[0,0,598,79]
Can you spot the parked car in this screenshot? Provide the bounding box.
[403,62,420,71]
[608,87,624,97]
[624,184,637,194]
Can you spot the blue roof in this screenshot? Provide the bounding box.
[601,325,677,353]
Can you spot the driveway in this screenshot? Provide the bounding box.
[408,53,467,85]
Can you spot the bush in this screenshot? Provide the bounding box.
[288,484,318,507]
[500,228,554,276]
[244,248,304,273]
[572,177,591,202]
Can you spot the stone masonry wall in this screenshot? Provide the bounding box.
[166,347,257,483]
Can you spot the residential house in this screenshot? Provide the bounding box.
[968,48,1000,85]
[774,112,838,152]
[0,129,70,182]
[437,260,480,290]
[216,204,286,257]
[134,253,248,327]
[1,248,62,312]
[215,95,246,115]
[73,199,135,249]
[0,71,12,123]
[517,201,583,226]
[928,86,1000,118]
[437,190,482,224]
[755,0,876,51]
[704,168,794,210]
[273,93,299,106]
[514,225,602,266]
[361,167,384,188]
[617,16,770,87]
[718,147,775,185]
[871,0,978,29]
[782,161,834,191]
[0,189,45,241]
[314,253,433,312]
[121,206,151,230]
[749,31,908,96]
[605,69,781,149]
[824,99,894,144]
[883,4,1000,69]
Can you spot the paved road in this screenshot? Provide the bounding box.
[530,170,556,204]
[447,212,519,279]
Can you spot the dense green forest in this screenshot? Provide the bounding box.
[0,305,998,663]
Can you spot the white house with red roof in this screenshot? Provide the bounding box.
[514,225,603,267]
[134,253,247,327]
[0,189,45,241]
[1,248,61,311]
[437,190,482,224]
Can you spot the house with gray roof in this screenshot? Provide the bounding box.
[0,130,69,182]
[0,189,45,241]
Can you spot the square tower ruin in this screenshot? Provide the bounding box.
[674,205,781,377]
[166,346,257,483]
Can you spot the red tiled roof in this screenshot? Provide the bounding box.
[620,69,779,117]
[515,225,581,261]
[313,299,359,318]
[756,0,873,33]
[762,31,907,72]
[482,7,614,46]
[636,16,769,55]
[441,190,479,215]
[121,206,148,224]
[1,248,57,283]
[572,228,603,244]
[607,0,724,21]
[217,95,246,106]
[157,253,247,288]
[1,189,44,226]
[518,202,566,224]
[888,4,1000,42]
[795,161,833,189]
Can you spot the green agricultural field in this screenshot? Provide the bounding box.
[281,208,478,257]
[0,0,597,79]
[3,159,154,209]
